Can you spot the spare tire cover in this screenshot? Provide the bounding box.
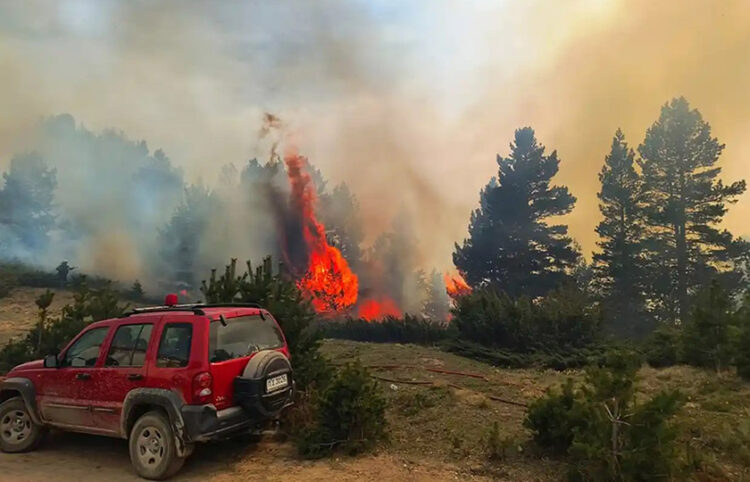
[238,350,293,418]
[242,350,292,379]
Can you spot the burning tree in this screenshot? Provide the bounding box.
[283,151,359,314]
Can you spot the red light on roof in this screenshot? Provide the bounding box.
[165,293,178,306]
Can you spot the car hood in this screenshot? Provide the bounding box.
[7,359,44,374]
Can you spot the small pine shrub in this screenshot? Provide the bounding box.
[644,324,681,367]
[682,281,733,372]
[451,285,600,354]
[321,314,455,345]
[485,421,515,461]
[297,362,387,459]
[525,351,684,481]
[524,379,586,453]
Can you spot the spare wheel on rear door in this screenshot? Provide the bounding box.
[234,350,294,418]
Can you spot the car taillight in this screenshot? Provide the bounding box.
[192,371,213,404]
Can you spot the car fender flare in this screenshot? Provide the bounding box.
[121,388,190,457]
[0,377,42,425]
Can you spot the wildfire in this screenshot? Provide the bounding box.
[285,151,359,313]
[358,297,402,321]
[444,271,472,298]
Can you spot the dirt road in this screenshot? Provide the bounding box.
[0,431,488,481]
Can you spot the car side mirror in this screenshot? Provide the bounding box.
[43,355,59,368]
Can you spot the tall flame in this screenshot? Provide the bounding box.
[285,151,359,313]
[444,271,471,298]
[358,297,402,321]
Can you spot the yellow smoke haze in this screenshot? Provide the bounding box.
[0,0,747,275]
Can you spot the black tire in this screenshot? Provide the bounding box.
[128,411,185,480]
[0,397,45,453]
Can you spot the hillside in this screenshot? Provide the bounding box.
[0,287,76,344]
[1,291,749,480]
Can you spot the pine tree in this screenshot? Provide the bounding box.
[453,127,579,297]
[157,186,219,290]
[0,153,57,256]
[638,98,746,322]
[593,130,650,337]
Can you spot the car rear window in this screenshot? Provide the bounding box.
[209,314,284,363]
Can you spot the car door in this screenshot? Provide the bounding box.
[89,317,158,433]
[37,325,111,432]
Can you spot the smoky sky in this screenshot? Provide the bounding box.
[1,0,748,273]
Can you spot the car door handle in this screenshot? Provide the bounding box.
[127,374,143,381]
[76,373,91,380]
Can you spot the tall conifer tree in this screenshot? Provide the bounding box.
[638,98,746,322]
[594,130,650,336]
[454,127,578,297]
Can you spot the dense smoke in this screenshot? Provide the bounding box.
[1,1,749,307]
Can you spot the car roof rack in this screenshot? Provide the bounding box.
[120,302,262,317]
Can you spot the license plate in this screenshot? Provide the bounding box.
[266,374,289,392]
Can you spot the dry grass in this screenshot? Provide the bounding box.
[320,340,569,480]
[0,288,76,344]
[320,340,750,481]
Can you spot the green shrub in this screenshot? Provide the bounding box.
[644,324,681,367]
[297,362,387,458]
[485,421,516,461]
[524,379,586,453]
[525,351,684,481]
[451,285,600,353]
[321,314,455,345]
[682,281,733,372]
[443,339,614,371]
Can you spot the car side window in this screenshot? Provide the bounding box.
[156,324,192,368]
[62,327,109,368]
[105,324,153,367]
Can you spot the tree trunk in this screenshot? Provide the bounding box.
[675,211,688,322]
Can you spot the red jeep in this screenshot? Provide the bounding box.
[0,302,294,480]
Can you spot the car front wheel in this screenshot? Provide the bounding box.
[0,397,45,453]
[128,411,185,480]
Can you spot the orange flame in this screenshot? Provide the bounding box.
[285,151,359,313]
[444,271,472,298]
[358,297,403,321]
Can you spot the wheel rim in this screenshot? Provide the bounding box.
[1,409,32,445]
[136,426,165,468]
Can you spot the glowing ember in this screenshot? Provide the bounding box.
[444,271,472,298]
[285,151,359,313]
[358,297,402,321]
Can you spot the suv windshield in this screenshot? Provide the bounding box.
[209,314,284,363]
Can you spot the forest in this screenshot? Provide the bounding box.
[1,97,749,480]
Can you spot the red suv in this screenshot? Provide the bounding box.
[0,302,294,480]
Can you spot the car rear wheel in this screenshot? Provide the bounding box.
[128,411,185,480]
[0,397,45,453]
